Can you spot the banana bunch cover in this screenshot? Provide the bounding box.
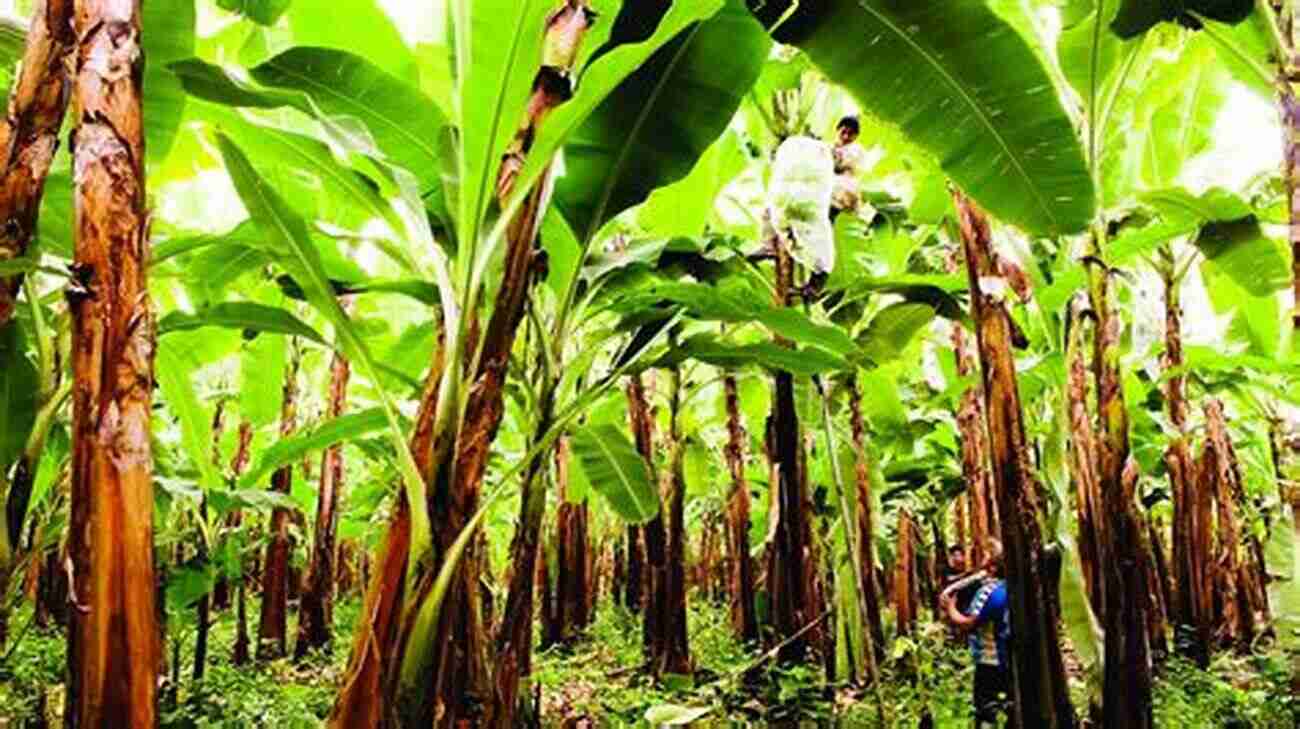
[768,135,835,275]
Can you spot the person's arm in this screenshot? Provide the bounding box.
[945,583,1005,635]
[943,593,979,632]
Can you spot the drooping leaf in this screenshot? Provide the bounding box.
[859,303,936,365]
[1202,260,1283,358]
[208,486,300,518]
[542,206,583,295]
[166,561,215,611]
[144,0,197,167]
[757,308,857,357]
[215,133,429,532]
[638,130,748,239]
[240,331,286,427]
[153,220,265,266]
[755,0,1095,236]
[570,424,660,523]
[339,279,440,307]
[1141,187,1253,225]
[1057,2,1128,122]
[508,0,727,243]
[158,302,326,343]
[1197,13,1275,99]
[239,408,387,489]
[1196,218,1290,297]
[1265,502,1300,652]
[555,0,769,243]
[175,48,444,190]
[213,113,408,235]
[858,366,907,435]
[250,47,444,189]
[1136,36,1231,188]
[663,333,850,376]
[156,339,221,493]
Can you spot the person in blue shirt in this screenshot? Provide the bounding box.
[941,539,1011,729]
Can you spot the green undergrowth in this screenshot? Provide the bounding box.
[534,599,979,727]
[0,598,360,728]
[0,595,1292,728]
[534,598,1295,728]
[1152,653,1295,729]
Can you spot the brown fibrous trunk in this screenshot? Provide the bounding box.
[257,341,301,660]
[847,378,886,662]
[893,510,917,636]
[723,375,759,643]
[65,1,159,724]
[296,334,352,658]
[764,224,817,664]
[0,0,74,328]
[954,189,1075,729]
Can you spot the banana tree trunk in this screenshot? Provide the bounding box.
[625,525,644,610]
[1147,519,1172,660]
[1190,444,1217,665]
[227,421,254,666]
[65,1,158,724]
[257,339,301,660]
[627,373,667,656]
[1065,302,1104,616]
[1204,399,1257,649]
[0,0,74,328]
[296,332,353,659]
[1280,53,1300,330]
[893,510,917,637]
[555,440,592,639]
[1087,236,1153,729]
[0,0,76,634]
[1161,256,1200,657]
[384,8,597,724]
[945,259,995,570]
[953,189,1075,729]
[1228,433,1272,637]
[847,378,886,659]
[492,393,555,728]
[661,365,692,675]
[723,375,759,643]
[193,403,229,682]
[766,226,817,663]
[329,350,443,728]
[627,371,690,675]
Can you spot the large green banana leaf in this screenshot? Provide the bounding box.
[555,0,770,244]
[751,0,1095,236]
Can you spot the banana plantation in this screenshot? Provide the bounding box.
[2,0,1300,726]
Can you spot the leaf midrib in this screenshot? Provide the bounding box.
[584,22,707,244]
[589,429,654,519]
[259,56,438,175]
[856,2,1060,232]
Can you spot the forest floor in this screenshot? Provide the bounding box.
[0,596,1293,727]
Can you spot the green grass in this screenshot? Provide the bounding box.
[1,594,1293,727]
[0,598,361,727]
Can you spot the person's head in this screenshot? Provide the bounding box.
[836,115,860,145]
[982,539,1004,577]
[947,545,967,572]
